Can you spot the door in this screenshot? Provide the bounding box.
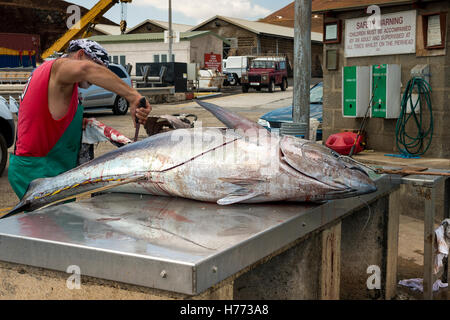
[274,63,282,84]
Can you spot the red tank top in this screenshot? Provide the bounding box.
[15,59,79,157]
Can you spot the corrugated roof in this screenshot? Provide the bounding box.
[190,15,322,42]
[89,31,231,44]
[125,19,193,33]
[94,24,127,36]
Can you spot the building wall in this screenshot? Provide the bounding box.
[97,41,191,76]
[96,36,223,75]
[194,18,323,77]
[194,18,258,56]
[322,1,450,157]
[189,34,223,67]
[127,22,166,34]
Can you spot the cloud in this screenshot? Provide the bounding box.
[133,0,271,23]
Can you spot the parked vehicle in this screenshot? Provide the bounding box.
[197,69,225,92]
[257,82,323,140]
[241,57,288,93]
[222,56,254,86]
[0,96,17,176]
[79,63,132,115]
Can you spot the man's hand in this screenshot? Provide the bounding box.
[130,95,152,127]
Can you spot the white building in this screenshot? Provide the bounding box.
[89,31,228,75]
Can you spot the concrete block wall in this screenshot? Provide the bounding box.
[322,1,450,158]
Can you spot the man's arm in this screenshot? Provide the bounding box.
[50,58,151,126]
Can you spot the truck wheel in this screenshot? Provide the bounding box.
[280,78,287,91]
[229,74,238,86]
[113,96,129,115]
[268,80,275,93]
[242,85,249,93]
[0,134,7,177]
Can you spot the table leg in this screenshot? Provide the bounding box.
[385,194,400,300]
[320,222,341,300]
[423,186,436,300]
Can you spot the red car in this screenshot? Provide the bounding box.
[241,57,288,93]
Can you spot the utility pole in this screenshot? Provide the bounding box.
[168,0,173,62]
[282,0,311,139]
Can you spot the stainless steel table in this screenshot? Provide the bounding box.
[0,174,395,296]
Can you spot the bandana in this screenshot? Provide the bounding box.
[65,39,110,67]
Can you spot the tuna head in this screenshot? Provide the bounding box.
[280,135,377,199]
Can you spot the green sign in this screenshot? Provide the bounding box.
[343,66,357,117]
[371,64,387,118]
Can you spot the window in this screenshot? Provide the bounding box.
[110,56,126,66]
[279,61,286,70]
[251,61,276,69]
[108,65,127,78]
[154,54,176,63]
[310,84,323,104]
[422,12,447,49]
[119,55,126,66]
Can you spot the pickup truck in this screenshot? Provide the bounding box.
[240,57,288,93]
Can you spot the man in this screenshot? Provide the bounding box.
[8,39,152,199]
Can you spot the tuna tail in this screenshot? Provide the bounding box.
[1,175,147,220]
[0,200,31,219]
[0,177,55,219]
[194,99,265,132]
[0,177,49,219]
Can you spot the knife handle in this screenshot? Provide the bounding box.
[136,97,147,124]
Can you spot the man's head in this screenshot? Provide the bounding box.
[64,39,110,89]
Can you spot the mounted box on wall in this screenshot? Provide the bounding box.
[342,66,370,118]
[370,64,401,119]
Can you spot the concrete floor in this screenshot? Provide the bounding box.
[0,85,448,299]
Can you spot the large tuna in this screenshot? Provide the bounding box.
[2,100,376,219]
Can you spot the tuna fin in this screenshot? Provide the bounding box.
[218,177,266,186]
[195,99,266,132]
[217,187,263,205]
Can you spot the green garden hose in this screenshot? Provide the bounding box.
[395,77,433,156]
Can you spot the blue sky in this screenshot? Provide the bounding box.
[68,0,292,27]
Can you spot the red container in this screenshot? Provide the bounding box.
[0,33,40,52]
[325,132,364,156]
